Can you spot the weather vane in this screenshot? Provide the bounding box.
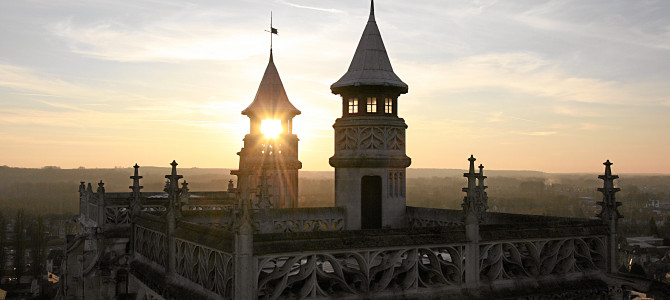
[265,11,278,50]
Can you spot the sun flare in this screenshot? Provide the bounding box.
[261,119,282,138]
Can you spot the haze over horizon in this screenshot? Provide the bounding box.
[1,0,669,174]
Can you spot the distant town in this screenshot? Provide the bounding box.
[0,165,668,298]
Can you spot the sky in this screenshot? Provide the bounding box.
[1,0,669,174]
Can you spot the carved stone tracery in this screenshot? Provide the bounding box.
[335,126,405,151]
[256,245,465,299]
[134,225,167,268]
[174,238,233,299]
[479,236,606,281]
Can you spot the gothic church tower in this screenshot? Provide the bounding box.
[232,51,302,208]
[330,1,411,229]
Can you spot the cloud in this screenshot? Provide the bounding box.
[523,131,558,136]
[400,52,668,106]
[277,0,343,13]
[552,105,601,117]
[50,19,269,62]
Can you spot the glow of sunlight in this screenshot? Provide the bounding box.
[261,119,282,138]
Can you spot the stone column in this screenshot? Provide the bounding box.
[97,180,105,226]
[129,164,143,255]
[234,199,254,299]
[79,182,86,218]
[86,183,94,223]
[164,160,183,276]
[462,155,485,289]
[596,160,622,274]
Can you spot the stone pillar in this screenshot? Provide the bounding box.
[164,160,183,276]
[79,182,86,218]
[129,164,143,220]
[129,164,143,255]
[97,180,105,226]
[86,183,94,223]
[462,155,486,289]
[234,199,254,299]
[462,155,483,289]
[596,160,622,274]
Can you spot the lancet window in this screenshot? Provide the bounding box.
[384,97,393,114]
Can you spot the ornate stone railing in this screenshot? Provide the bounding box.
[256,244,465,299]
[105,205,131,225]
[406,206,463,228]
[135,225,167,269]
[183,204,233,211]
[253,207,345,233]
[175,238,234,299]
[479,236,606,282]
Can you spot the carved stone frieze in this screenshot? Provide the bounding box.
[255,218,343,233]
[335,125,405,152]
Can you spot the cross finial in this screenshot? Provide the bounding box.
[468,155,476,174]
[170,160,178,175]
[604,159,613,176]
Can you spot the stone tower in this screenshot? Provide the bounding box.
[232,50,302,208]
[330,0,411,229]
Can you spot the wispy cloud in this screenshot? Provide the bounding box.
[401,52,668,106]
[277,0,343,13]
[50,19,268,62]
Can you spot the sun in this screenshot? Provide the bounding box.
[261,119,282,138]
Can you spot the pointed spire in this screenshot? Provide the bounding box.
[130,164,143,218]
[478,164,487,189]
[242,51,300,119]
[463,155,477,199]
[331,0,407,94]
[462,156,487,222]
[369,0,375,22]
[130,163,143,194]
[597,160,622,221]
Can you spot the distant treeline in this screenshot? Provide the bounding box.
[0,165,668,217]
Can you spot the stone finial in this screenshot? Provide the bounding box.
[79,182,86,194]
[477,164,489,214]
[164,160,184,219]
[130,164,144,193]
[97,180,105,194]
[462,155,487,222]
[180,181,190,204]
[597,160,622,220]
[129,164,143,218]
[462,155,477,198]
[228,179,235,192]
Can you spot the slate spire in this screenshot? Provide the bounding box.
[242,50,301,118]
[331,0,408,94]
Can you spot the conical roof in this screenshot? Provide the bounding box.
[331,0,408,94]
[242,51,301,117]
